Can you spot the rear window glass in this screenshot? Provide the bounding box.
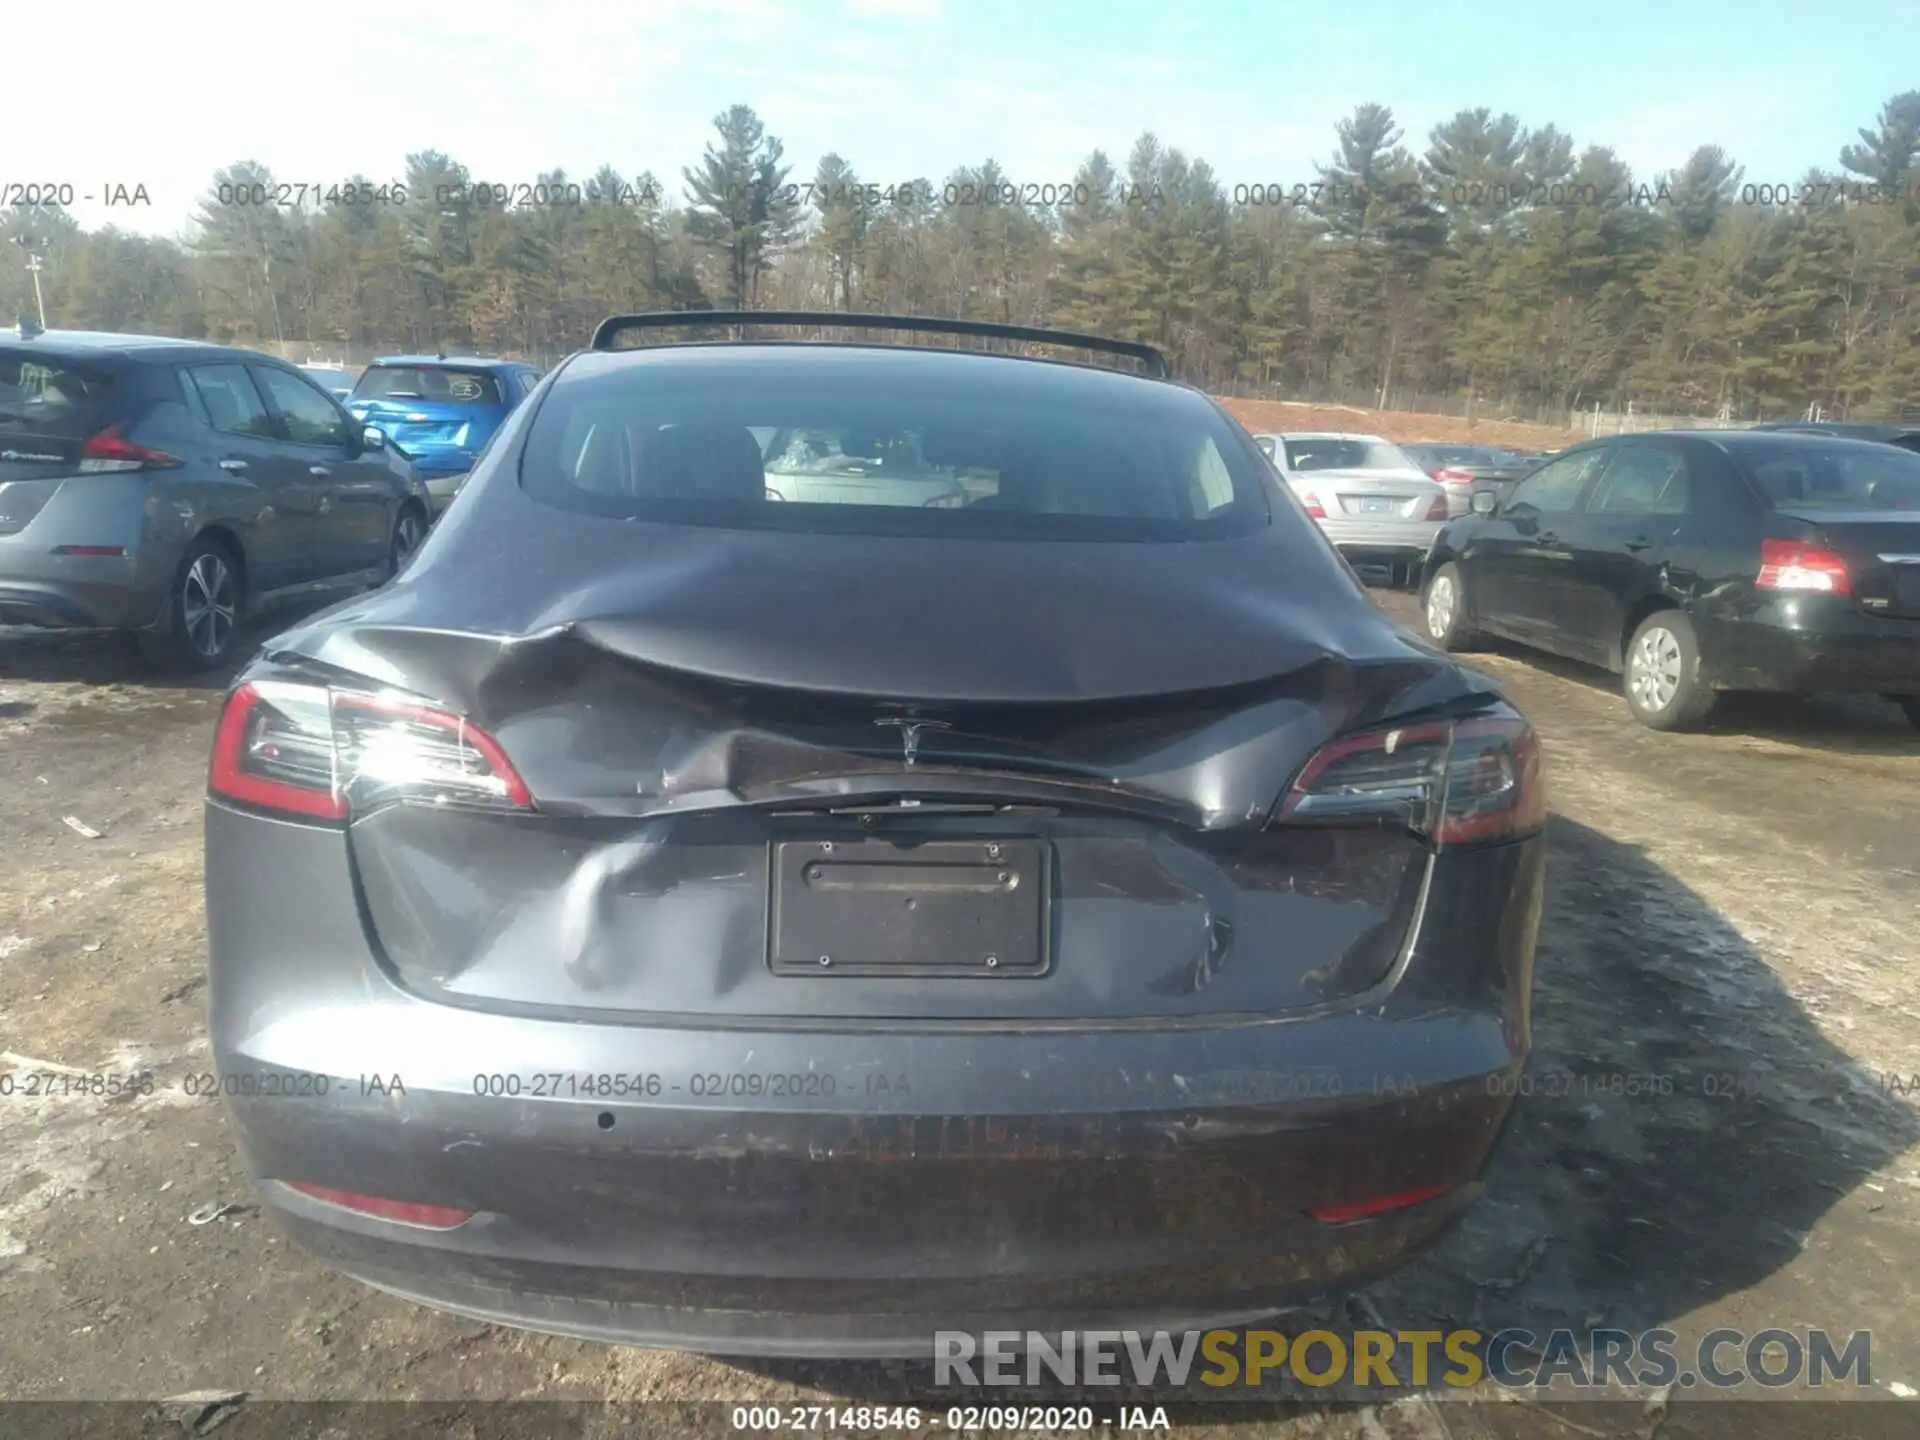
[1282,438,1410,471]
[518,365,1271,542]
[0,350,118,438]
[1410,444,1516,466]
[354,366,502,405]
[1744,442,1920,512]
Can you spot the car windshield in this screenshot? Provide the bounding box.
[354,366,503,405]
[1744,441,1920,512]
[0,350,118,437]
[1282,437,1410,471]
[520,365,1269,541]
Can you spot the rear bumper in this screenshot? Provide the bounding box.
[0,560,168,630]
[207,804,1542,1358]
[423,473,468,514]
[1696,598,1920,693]
[267,1176,1485,1357]
[1315,518,1444,556]
[0,479,181,630]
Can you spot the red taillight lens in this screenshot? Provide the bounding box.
[1433,467,1474,484]
[1309,1183,1452,1225]
[1423,493,1450,521]
[1276,714,1544,847]
[78,424,183,473]
[1757,538,1850,595]
[1301,490,1327,519]
[52,545,128,557]
[209,679,533,821]
[284,1181,473,1230]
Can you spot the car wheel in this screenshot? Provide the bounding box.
[1422,564,1479,652]
[388,505,428,579]
[1623,611,1716,731]
[146,535,243,672]
[1893,695,1920,729]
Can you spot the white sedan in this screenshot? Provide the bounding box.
[1252,432,1450,586]
[760,427,967,507]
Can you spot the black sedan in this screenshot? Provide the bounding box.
[203,312,1545,1358]
[1420,430,1920,730]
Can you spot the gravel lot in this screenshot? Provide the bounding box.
[2,592,1917,1438]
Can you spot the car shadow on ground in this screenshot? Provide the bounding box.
[0,602,339,693]
[1463,634,1918,758]
[721,815,1917,1419]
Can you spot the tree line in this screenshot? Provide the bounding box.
[4,94,1918,422]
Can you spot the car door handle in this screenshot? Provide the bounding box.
[218,458,248,473]
[309,465,332,477]
[1624,537,1653,553]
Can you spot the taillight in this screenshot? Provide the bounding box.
[1309,1183,1453,1225]
[1301,490,1327,519]
[284,1182,473,1230]
[1757,538,1850,595]
[209,679,533,821]
[1422,493,1450,521]
[78,423,183,473]
[1276,713,1544,847]
[1433,467,1474,484]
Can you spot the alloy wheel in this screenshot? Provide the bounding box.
[394,512,426,568]
[1426,575,1456,639]
[181,553,238,660]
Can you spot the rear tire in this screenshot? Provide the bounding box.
[1623,611,1716,731]
[1894,695,1920,729]
[1422,563,1480,652]
[142,535,244,672]
[387,504,428,581]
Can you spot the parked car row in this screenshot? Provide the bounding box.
[0,328,538,666]
[1418,428,1920,731]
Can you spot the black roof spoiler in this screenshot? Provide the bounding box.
[588,310,1170,379]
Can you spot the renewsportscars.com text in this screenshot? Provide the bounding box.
[933,1327,1872,1391]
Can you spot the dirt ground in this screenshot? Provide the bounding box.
[1216,399,1584,451]
[2,585,1917,1438]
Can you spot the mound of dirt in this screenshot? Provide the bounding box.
[1217,397,1584,450]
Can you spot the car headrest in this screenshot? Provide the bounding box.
[637,424,767,503]
[573,421,634,496]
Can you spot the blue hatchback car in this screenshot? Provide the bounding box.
[347,356,541,514]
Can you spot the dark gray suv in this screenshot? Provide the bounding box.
[1,326,432,668]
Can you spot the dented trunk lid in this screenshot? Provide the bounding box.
[267,503,1498,1025]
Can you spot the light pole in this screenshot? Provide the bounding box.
[10,233,47,330]
[25,253,46,330]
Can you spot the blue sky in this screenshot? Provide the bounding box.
[15,0,1914,237]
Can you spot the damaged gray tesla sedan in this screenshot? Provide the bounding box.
[204,312,1545,1358]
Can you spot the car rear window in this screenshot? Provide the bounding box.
[1744,441,1920,512]
[354,366,503,405]
[1419,445,1516,465]
[1282,438,1409,471]
[0,349,119,439]
[518,365,1271,541]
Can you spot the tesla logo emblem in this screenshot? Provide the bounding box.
[875,717,950,766]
